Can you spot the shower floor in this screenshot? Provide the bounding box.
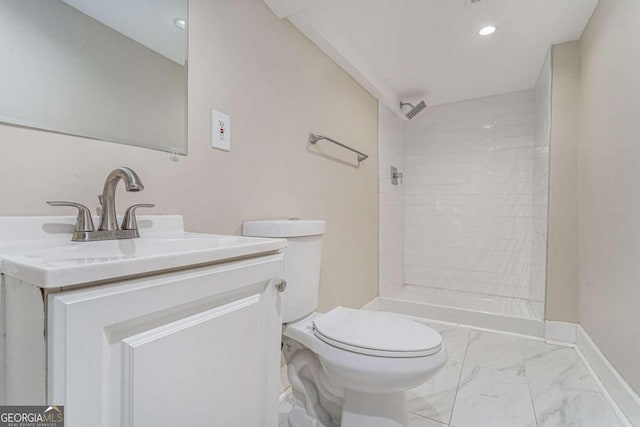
[391,285,544,320]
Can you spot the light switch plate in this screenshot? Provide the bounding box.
[211,109,231,151]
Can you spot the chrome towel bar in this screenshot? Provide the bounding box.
[308,133,369,163]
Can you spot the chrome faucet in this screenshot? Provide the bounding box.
[99,167,144,231]
[47,167,155,242]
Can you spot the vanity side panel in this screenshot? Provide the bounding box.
[2,276,46,404]
[0,275,4,402]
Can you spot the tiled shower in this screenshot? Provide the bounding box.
[379,54,551,321]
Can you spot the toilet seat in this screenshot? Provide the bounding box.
[312,307,442,358]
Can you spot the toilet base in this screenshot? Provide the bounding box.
[341,390,407,427]
[287,390,408,427]
[287,404,338,427]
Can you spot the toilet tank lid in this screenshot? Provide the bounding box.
[242,219,326,238]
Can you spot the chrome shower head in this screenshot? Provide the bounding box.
[400,100,427,120]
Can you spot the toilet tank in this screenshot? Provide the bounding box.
[242,219,326,323]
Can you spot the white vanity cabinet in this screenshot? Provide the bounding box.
[49,255,283,427]
[0,216,286,427]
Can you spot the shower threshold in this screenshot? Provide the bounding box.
[378,285,545,337]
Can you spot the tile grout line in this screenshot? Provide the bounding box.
[407,411,449,426]
[446,328,472,426]
[519,337,540,427]
[526,382,540,427]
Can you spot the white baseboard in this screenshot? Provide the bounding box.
[576,326,640,426]
[545,320,577,344]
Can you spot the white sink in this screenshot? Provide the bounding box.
[0,216,286,288]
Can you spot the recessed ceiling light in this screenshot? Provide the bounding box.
[173,18,186,31]
[478,25,498,36]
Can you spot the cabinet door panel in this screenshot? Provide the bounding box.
[48,255,283,427]
[123,295,262,427]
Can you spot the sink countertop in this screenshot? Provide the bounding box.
[0,216,286,288]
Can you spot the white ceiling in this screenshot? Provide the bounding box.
[62,0,187,65]
[265,0,597,118]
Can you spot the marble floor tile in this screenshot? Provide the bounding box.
[521,339,599,392]
[407,357,462,423]
[463,330,528,383]
[417,320,471,361]
[407,322,469,423]
[530,380,623,427]
[278,392,294,426]
[407,322,470,424]
[450,373,537,427]
[409,413,449,426]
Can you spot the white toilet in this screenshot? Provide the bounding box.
[243,219,447,427]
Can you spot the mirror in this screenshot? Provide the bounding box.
[0,0,187,154]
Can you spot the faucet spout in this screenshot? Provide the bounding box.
[98,167,144,231]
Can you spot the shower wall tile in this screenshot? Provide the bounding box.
[379,103,406,297]
[403,90,538,299]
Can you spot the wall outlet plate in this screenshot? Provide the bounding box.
[211,109,231,151]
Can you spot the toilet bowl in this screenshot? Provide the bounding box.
[242,219,447,427]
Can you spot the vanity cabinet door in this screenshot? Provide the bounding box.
[47,254,283,427]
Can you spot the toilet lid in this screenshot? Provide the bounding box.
[312,307,442,358]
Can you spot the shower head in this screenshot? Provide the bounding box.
[400,100,427,120]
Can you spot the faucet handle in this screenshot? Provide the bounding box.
[121,204,155,230]
[47,201,96,232]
